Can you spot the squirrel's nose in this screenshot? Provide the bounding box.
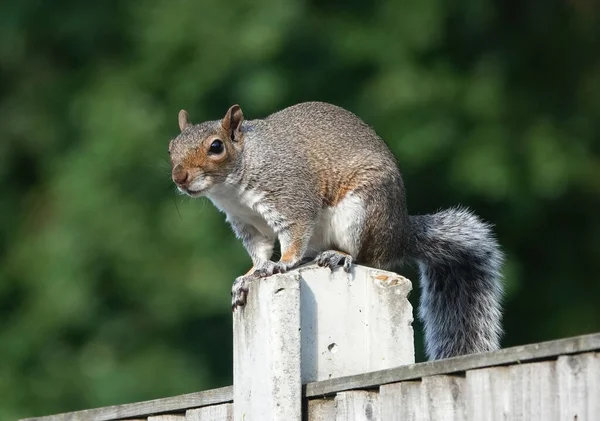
[172,165,190,185]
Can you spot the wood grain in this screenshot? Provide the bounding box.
[466,366,511,420]
[334,391,379,421]
[557,352,600,420]
[307,397,336,421]
[379,381,421,421]
[509,360,558,420]
[421,375,466,421]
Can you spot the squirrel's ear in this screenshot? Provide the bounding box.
[178,109,191,132]
[221,104,244,141]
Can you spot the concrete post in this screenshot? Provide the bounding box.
[299,265,414,383]
[233,264,414,420]
[233,272,302,421]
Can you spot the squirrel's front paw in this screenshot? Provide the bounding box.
[232,275,252,311]
[253,260,291,278]
[316,250,353,272]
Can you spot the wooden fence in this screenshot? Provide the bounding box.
[20,265,600,421]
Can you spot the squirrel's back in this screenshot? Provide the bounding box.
[245,102,404,208]
[261,101,395,157]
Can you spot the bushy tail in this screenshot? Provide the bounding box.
[407,207,504,360]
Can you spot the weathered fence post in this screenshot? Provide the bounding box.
[299,265,414,383]
[233,272,302,421]
[233,264,415,420]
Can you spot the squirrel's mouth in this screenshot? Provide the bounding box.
[178,186,204,197]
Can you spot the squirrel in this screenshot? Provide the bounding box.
[168,101,504,360]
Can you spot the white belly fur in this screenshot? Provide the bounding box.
[208,183,366,258]
[308,193,366,258]
[207,184,275,238]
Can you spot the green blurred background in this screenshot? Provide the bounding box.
[1,0,599,419]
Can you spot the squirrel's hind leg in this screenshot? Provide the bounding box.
[309,192,368,272]
[315,250,353,272]
[322,189,403,272]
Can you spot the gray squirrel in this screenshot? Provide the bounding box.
[168,101,504,360]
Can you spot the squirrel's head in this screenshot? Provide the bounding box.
[168,104,244,197]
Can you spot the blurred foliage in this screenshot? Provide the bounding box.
[1,0,599,419]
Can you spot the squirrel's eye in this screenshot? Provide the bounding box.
[209,139,224,154]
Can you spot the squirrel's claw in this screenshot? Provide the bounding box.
[231,275,251,311]
[231,261,294,311]
[316,250,353,273]
[253,260,290,278]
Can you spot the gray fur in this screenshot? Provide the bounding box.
[408,207,504,360]
[169,101,505,359]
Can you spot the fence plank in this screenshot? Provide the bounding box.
[466,366,511,421]
[334,391,380,421]
[307,397,336,421]
[379,381,421,421]
[509,360,558,421]
[147,416,185,421]
[421,375,466,421]
[186,404,233,421]
[466,363,559,421]
[557,352,600,420]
